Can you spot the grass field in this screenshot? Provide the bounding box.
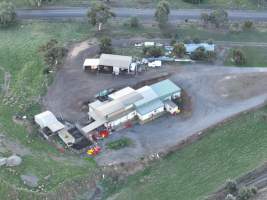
[104,105,267,200]
[3,0,266,9]
[224,47,267,67]
[0,21,96,199]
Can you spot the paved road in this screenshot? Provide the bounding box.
[16,7,267,21]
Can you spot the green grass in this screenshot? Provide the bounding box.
[0,21,96,199]
[107,138,133,150]
[224,47,267,67]
[106,106,267,200]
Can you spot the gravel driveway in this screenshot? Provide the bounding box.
[43,41,267,166]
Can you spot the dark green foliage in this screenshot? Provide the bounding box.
[225,179,238,195]
[207,39,214,45]
[237,187,253,200]
[183,36,192,44]
[99,37,113,54]
[143,46,164,57]
[242,21,253,31]
[201,9,229,28]
[87,2,115,31]
[0,1,16,27]
[155,0,170,26]
[129,17,139,28]
[232,48,246,65]
[191,47,216,61]
[39,39,68,68]
[193,37,201,44]
[172,43,186,58]
[107,138,133,150]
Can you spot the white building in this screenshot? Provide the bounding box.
[82,79,182,134]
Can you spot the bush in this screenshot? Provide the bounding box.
[143,46,164,57]
[172,43,186,58]
[193,37,201,44]
[225,179,238,195]
[237,187,253,200]
[107,138,133,150]
[39,39,68,68]
[99,37,113,54]
[207,39,213,45]
[0,1,16,27]
[129,17,139,28]
[183,36,192,44]
[232,49,246,65]
[242,21,253,31]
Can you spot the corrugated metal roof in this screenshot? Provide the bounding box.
[34,111,65,132]
[185,43,215,53]
[108,87,135,100]
[150,79,181,99]
[136,99,164,115]
[99,54,132,69]
[135,86,158,107]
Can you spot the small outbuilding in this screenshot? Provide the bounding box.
[83,59,100,70]
[34,111,64,133]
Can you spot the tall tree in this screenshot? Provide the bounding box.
[172,43,186,58]
[155,0,170,27]
[0,1,16,27]
[99,37,113,54]
[87,2,115,31]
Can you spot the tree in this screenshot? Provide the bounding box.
[242,21,253,31]
[0,1,16,27]
[232,49,246,65]
[155,0,170,27]
[193,37,201,44]
[39,39,68,68]
[143,46,163,57]
[27,0,42,7]
[200,12,209,26]
[129,17,139,28]
[99,37,112,54]
[225,179,238,195]
[87,2,115,31]
[209,9,229,28]
[172,43,186,58]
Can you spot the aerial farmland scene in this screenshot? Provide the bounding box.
[1,0,267,200]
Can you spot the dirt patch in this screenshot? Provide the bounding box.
[216,73,267,101]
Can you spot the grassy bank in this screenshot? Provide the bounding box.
[105,105,267,200]
[224,47,267,67]
[0,21,96,199]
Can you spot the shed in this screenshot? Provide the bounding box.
[83,59,100,70]
[99,54,132,72]
[150,79,181,100]
[34,111,64,133]
[184,43,215,54]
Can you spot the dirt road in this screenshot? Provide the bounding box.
[43,40,267,166]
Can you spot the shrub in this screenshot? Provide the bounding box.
[107,138,133,150]
[193,37,201,44]
[99,37,113,54]
[172,43,186,58]
[237,187,253,200]
[0,1,16,27]
[129,17,139,28]
[242,21,253,31]
[183,36,192,44]
[207,39,213,45]
[39,39,68,68]
[143,46,164,57]
[225,179,238,195]
[232,49,246,65]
